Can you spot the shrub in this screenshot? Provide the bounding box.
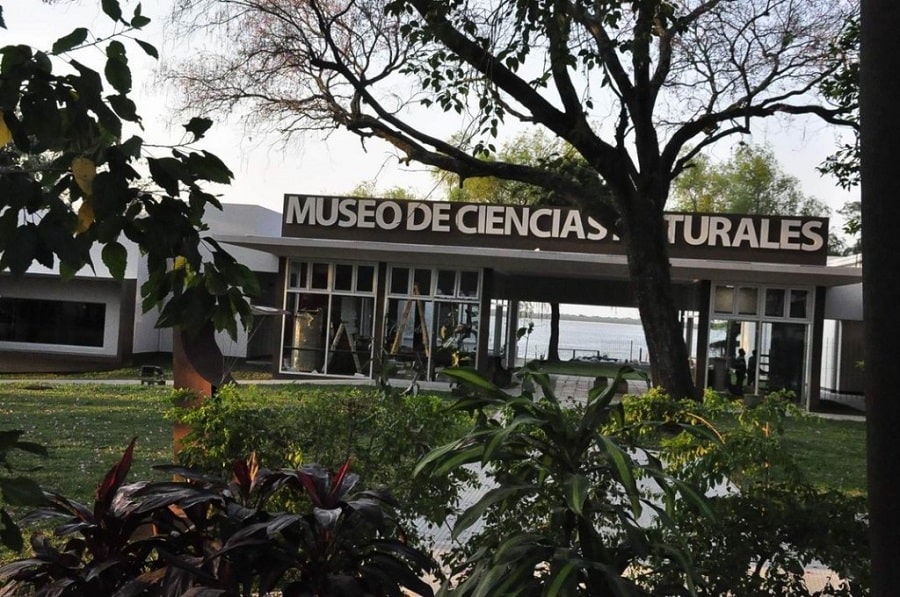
[171,383,475,535]
[620,389,871,596]
[0,441,436,596]
[416,365,711,595]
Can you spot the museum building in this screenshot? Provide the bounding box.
[1,196,863,410]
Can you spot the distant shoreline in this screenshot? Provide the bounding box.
[522,313,642,325]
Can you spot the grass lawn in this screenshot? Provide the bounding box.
[0,381,867,503]
[0,361,273,382]
[782,414,867,494]
[1,383,176,499]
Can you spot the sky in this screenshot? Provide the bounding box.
[5,1,859,225]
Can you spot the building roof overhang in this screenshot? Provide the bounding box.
[216,235,862,289]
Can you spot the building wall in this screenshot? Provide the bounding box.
[0,275,136,372]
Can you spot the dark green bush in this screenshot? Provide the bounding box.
[171,383,475,534]
[620,389,870,596]
[1,442,436,596]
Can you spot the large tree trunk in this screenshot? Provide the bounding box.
[172,322,234,457]
[547,301,561,363]
[620,199,695,399]
[861,1,900,592]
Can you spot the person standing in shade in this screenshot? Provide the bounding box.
[732,348,747,395]
[748,349,757,388]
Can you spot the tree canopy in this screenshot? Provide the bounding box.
[168,0,858,397]
[0,1,257,340]
[670,144,830,216]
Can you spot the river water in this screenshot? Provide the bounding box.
[515,318,650,363]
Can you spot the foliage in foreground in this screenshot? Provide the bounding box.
[171,383,475,536]
[0,440,434,596]
[621,389,870,596]
[0,377,870,595]
[0,431,46,552]
[1,1,259,340]
[417,365,712,595]
[414,369,869,596]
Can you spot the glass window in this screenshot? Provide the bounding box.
[413,269,432,296]
[789,289,808,319]
[737,287,758,315]
[311,263,329,289]
[460,271,479,297]
[765,288,785,317]
[0,297,106,347]
[334,264,353,291]
[390,267,410,295]
[436,270,456,296]
[325,295,375,376]
[714,285,734,314]
[288,261,307,289]
[357,265,375,292]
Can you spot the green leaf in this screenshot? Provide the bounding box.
[102,241,127,279]
[413,438,472,477]
[452,485,535,540]
[441,367,511,402]
[148,157,184,196]
[59,260,78,281]
[1,45,32,73]
[2,224,38,275]
[107,94,138,122]
[672,477,717,522]
[596,435,641,517]
[564,473,590,516]
[0,477,45,507]
[205,269,228,295]
[104,41,131,94]
[102,0,122,22]
[432,444,484,477]
[119,135,143,159]
[546,560,578,597]
[135,39,159,59]
[52,27,89,54]
[185,151,233,184]
[184,117,213,141]
[131,8,151,28]
[482,414,542,462]
[0,509,23,552]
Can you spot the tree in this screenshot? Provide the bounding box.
[668,153,723,212]
[349,179,419,199]
[670,143,842,251]
[860,1,900,593]
[0,3,258,393]
[819,17,860,191]
[672,144,830,216]
[837,200,861,253]
[168,0,856,399]
[670,143,853,254]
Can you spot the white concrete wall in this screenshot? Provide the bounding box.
[0,276,124,357]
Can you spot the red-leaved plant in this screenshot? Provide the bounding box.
[0,440,435,596]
